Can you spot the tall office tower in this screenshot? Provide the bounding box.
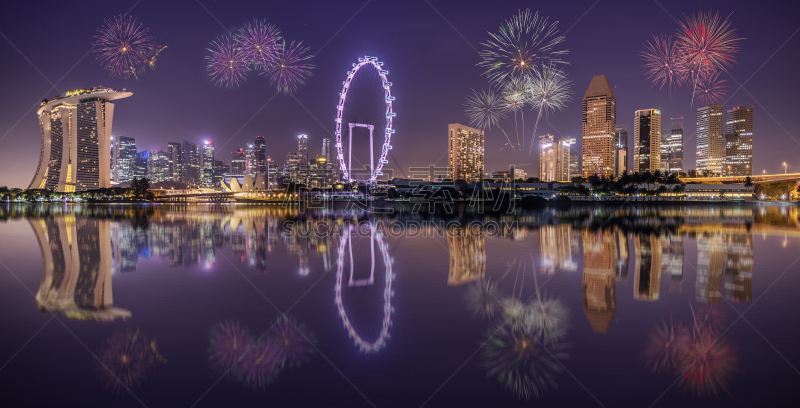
[213,160,228,186]
[147,150,171,182]
[696,105,724,174]
[167,142,183,182]
[669,118,684,173]
[182,140,202,184]
[447,123,484,182]
[582,75,616,178]
[114,136,137,183]
[569,154,580,180]
[447,232,486,286]
[267,157,277,188]
[134,151,148,179]
[202,141,214,186]
[582,230,617,334]
[634,234,663,301]
[298,134,308,162]
[244,144,256,176]
[29,87,132,192]
[633,109,662,173]
[322,138,331,162]
[538,134,575,182]
[725,106,754,176]
[614,125,628,177]
[660,132,671,172]
[231,148,247,174]
[254,136,267,174]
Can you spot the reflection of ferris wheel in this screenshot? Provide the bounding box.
[335,56,395,183]
[335,224,395,353]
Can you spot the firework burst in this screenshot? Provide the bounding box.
[238,19,282,70]
[464,89,507,131]
[237,340,282,389]
[262,40,315,94]
[676,11,742,75]
[479,9,568,86]
[268,315,316,369]
[95,328,166,393]
[526,65,573,154]
[693,71,726,106]
[93,15,153,78]
[641,34,687,94]
[208,320,254,375]
[206,33,250,88]
[465,279,502,320]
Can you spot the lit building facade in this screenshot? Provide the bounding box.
[447,123,484,182]
[539,134,575,182]
[147,150,170,182]
[633,109,662,173]
[244,145,256,177]
[202,141,214,187]
[725,106,753,176]
[113,135,137,183]
[668,118,684,173]
[167,142,183,182]
[697,105,724,174]
[182,140,202,184]
[255,136,267,174]
[614,125,628,177]
[569,154,580,180]
[29,87,131,192]
[582,75,616,178]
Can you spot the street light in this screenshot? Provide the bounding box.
[784,162,787,174]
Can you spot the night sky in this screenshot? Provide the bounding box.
[1,0,799,188]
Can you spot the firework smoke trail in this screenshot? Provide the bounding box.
[93,15,153,78]
[526,65,573,155]
[262,40,315,94]
[675,11,742,106]
[268,315,316,369]
[478,9,568,87]
[95,328,165,393]
[238,19,282,70]
[502,77,527,149]
[464,89,515,153]
[641,34,687,96]
[206,33,250,88]
[208,320,254,375]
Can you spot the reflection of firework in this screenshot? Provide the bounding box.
[678,334,738,397]
[692,304,725,338]
[238,341,281,389]
[693,71,726,106]
[262,40,315,94]
[208,320,253,375]
[642,317,689,373]
[479,9,568,85]
[206,33,250,88]
[95,328,165,393]
[465,279,502,320]
[641,34,687,94]
[238,19,282,70]
[93,15,153,78]
[481,324,566,400]
[501,297,528,330]
[526,295,569,345]
[269,315,315,369]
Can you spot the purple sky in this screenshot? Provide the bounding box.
[1,0,799,188]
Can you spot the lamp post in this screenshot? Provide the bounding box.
[784,162,787,174]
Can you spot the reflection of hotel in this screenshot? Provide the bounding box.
[29,217,130,321]
[723,233,754,302]
[696,233,727,303]
[448,231,486,285]
[634,234,662,301]
[581,230,616,333]
[539,225,577,274]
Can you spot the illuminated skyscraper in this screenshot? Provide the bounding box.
[582,75,616,177]
[182,140,202,184]
[322,138,331,162]
[633,109,662,173]
[582,230,617,333]
[447,123,484,182]
[255,136,267,174]
[245,145,256,176]
[660,132,670,172]
[725,106,754,176]
[202,141,214,186]
[668,118,684,173]
[539,134,575,182]
[113,136,137,183]
[569,154,580,180]
[231,148,247,174]
[29,87,131,191]
[167,142,183,181]
[147,150,170,182]
[614,125,628,176]
[697,105,724,174]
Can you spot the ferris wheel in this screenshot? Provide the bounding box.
[335,55,395,183]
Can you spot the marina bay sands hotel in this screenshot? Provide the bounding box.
[28,87,131,192]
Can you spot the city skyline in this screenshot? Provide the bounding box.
[1,0,798,188]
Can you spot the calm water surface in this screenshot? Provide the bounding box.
[1,203,799,407]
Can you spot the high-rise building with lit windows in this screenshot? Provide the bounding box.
[697,105,724,174]
[231,148,247,175]
[29,87,131,191]
[633,109,662,173]
[113,136,137,183]
[539,134,575,182]
[202,141,214,187]
[255,136,267,174]
[244,145,256,176]
[167,142,183,181]
[668,118,684,173]
[582,76,616,178]
[447,123,484,182]
[725,106,753,176]
[147,150,170,182]
[614,125,628,176]
[183,140,202,184]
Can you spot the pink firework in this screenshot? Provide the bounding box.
[262,40,315,94]
[238,19,282,70]
[676,11,742,75]
[93,15,153,78]
[269,315,316,369]
[641,34,687,95]
[206,33,250,88]
[95,328,166,393]
[237,341,282,389]
[208,320,254,375]
[642,317,689,374]
[693,71,726,106]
